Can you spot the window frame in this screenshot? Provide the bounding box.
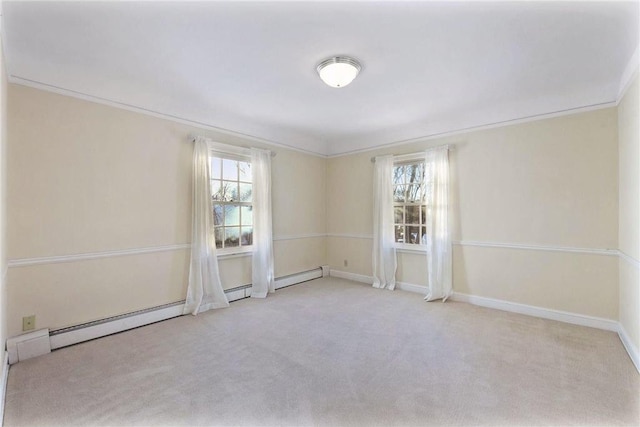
[392,155,428,252]
[208,142,254,256]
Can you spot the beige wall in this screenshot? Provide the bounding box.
[328,108,619,319]
[618,72,640,352]
[6,84,326,336]
[0,34,8,350]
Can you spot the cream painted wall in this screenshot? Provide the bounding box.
[328,108,619,320]
[618,72,640,352]
[6,84,326,336]
[0,34,8,349]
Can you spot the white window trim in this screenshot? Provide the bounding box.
[392,152,427,251]
[209,142,253,255]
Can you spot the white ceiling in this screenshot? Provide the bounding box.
[2,1,639,156]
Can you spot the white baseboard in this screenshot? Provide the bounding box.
[0,351,8,425]
[450,292,619,332]
[329,269,636,370]
[617,323,640,373]
[46,267,323,351]
[329,269,373,284]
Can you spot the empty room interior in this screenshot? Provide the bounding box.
[0,1,638,426]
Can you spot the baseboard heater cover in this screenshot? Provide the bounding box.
[46,266,324,352]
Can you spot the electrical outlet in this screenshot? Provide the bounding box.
[343,259,348,267]
[22,315,35,331]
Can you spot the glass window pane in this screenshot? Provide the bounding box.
[213,204,224,226]
[224,205,240,226]
[239,161,252,182]
[211,180,222,200]
[211,157,222,180]
[421,227,427,245]
[239,183,252,202]
[224,227,240,247]
[222,159,238,181]
[241,206,253,225]
[407,185,421,202]
[405,163,424,184]
[241,227,253,246]
[221,181,238,201]
[421,205,426,224]
[407,226,420,244]
[395,225,405,243]
[214,227,223,249]
[406,206,420,224]
[393,185,406,202]
[394,206,403,224]
[393,166,405,185]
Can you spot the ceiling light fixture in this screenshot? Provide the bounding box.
[317,56,361,88]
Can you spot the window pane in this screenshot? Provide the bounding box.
[241,206,253,225]
[239,161,251,182]
[421,205,426,224]
[221,181,238,201]
[393,166,405,185]
[405,163,423,184]
[394,206,403,224]
[239,183,252,202]
[395,225,405,243]
[421,227,427,245]
[211,157,222,180]
[211,180,222,200]
[407,226,420,244]
[241,227,253,245]
[406,185,421,202]
[225,205,240,226]
[393,185,406,202]
[214,227,223,249]
[406,206,420,224]
[224,227,240,247]
[213,204,224,226]
[222,159,238,181]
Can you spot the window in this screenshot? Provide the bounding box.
[393,160,427,246]
[210,155,253,250]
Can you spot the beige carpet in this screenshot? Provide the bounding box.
[4,277,639,426]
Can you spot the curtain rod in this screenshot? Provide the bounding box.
[370,144,453,163]
[190,135,276,157]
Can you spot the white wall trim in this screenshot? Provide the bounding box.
[40,267,323,351]
[329,269,373,284]
[327,101,617,158]
[617,45,639,104]
[450,292,619,332]
[617,323,640,374]
[9,76,328,158]
[7,244,191,268]
[327,233,373,240]
[455,240,618,257]
[0,351,8,426]
[618,250,640,269]
[273,233,326,241]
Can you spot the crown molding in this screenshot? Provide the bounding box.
[617,45,639,104]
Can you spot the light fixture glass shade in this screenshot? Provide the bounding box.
[317,57,361,88]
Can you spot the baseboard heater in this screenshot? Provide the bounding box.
[8,266,328,364]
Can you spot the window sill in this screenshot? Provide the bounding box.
[394,244,427,254]
[216,247,253,259]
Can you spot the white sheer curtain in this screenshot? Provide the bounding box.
[424,147,452,301]
[372,155,397,290]
[251,148,275,298]
[183,137,229,315]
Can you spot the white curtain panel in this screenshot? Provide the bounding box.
[183,138,229,315]
[372,155,397,290]
[250,148,275,298]
[424,147,453,302]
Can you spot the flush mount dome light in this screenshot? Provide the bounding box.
[317,56,361,88]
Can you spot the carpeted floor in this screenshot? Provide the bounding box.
[4,277,639,426]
